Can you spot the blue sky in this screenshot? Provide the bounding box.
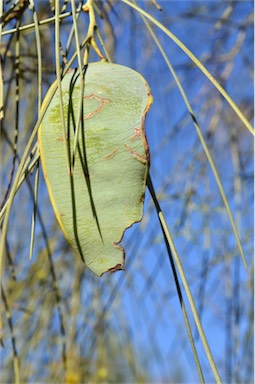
[1,1,253,382]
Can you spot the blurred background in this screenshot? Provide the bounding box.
[0,1,253,383]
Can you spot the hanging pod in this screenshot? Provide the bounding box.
[38,62,153,276]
